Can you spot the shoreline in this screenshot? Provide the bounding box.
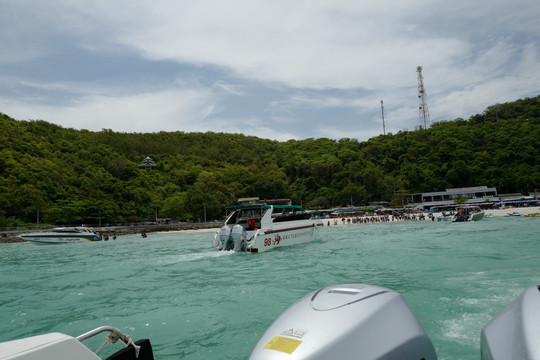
[323,206,540,226]
[0,222,222,243]
[483,206,540,217]
[2,206,538,244]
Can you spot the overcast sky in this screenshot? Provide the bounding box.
[1,0,539,141]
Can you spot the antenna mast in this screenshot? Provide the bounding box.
[416,65,430,128]
[380,100,386,135]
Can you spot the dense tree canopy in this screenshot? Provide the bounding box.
[1,95,539,226]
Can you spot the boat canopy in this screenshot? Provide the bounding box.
[225,204,305,212]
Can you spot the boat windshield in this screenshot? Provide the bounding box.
[272,212,311,222]
[226,208,267,225]
[52,227,90,233]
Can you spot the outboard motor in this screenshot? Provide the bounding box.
[231,224,248,252]
[212,232,220,248]
[218,226,234,251]
[250,284,437,360]
[481,285,540,360]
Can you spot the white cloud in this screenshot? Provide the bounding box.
[6,1,436,89]
[0,88,215,133]
[212,81,246,96]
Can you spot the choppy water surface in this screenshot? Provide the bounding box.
[1,217,538,359]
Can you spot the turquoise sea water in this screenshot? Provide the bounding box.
[1,217,539,360]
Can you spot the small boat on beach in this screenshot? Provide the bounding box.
[452,206,485,222]
[213,204,322,253]
[437,210,455,222]
[19,227,102,244]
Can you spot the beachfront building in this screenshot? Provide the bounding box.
[498,192,538,208]
[237,197,260,205]
[408,186,499,210]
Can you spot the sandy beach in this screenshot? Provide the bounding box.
[2,206,538,243]
[0,222,221,243]
[166,206,540,233]
[320,206,540,226]
[482,206,540,217]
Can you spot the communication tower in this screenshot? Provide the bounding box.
[416,66,430,128]
[380,100,386,135]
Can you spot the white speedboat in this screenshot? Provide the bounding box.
[19,227,102,244]
[213,205,322,253]
[452,206,485,222]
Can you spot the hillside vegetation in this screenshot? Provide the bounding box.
[1,95,539,226]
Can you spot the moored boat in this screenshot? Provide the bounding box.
[452,206,485,222]
[437,210,455,222]
[213,204,322,253]
[19,227,102,244]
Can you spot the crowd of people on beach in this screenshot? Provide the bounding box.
[323,212,433,226]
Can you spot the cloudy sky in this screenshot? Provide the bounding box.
[1,0,539,141]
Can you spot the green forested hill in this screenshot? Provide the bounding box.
[1,95,539,226]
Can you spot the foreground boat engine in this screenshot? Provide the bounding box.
[481,285,540,360]
[250,284,437,360]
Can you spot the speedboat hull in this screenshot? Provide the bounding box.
[452,206,485,222]
[470,212,485,221]
[248,222,318,253]
[19,227,102,244]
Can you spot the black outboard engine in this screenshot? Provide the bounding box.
[250,284,437,360]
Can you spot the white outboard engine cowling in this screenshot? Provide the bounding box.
[481,285,540,360]
[218,226,233,251]
[250,284,437,360]
[231,224,248,252]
